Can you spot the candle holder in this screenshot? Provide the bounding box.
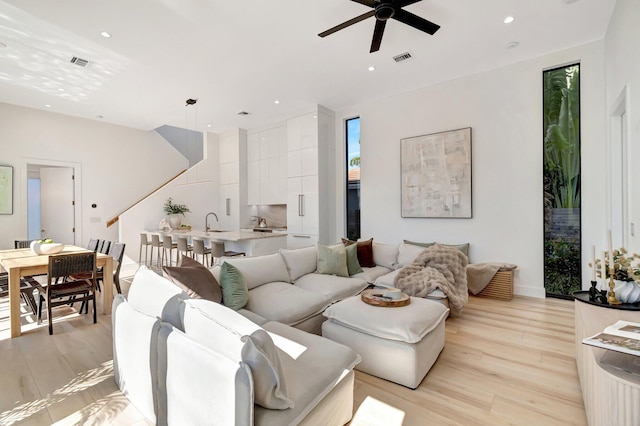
[608,267,622,305]
[589,281,608,304]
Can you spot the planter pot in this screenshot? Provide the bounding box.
[613,280,640,304]
[168,215,182,229]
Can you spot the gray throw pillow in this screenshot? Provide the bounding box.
[163,256,222,303]
[219,262,249,310]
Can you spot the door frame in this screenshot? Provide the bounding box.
[20,158,82,245]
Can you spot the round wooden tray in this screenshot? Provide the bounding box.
[361,289,410,307]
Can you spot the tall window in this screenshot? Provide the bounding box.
[543,64,581,298]
[346,117,361,240]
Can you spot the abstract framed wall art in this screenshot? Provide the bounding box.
[401,127,472,218]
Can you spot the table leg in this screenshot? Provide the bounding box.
[102,257,114,315]
[9,268,21,338]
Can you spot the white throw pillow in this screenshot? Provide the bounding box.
[397,243,428,267]
[181,299,293,410]
[278,246,317,281]
[372,242,399,269]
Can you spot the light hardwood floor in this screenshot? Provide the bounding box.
[0,278,586,426]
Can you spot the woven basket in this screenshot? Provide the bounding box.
[476,268,514,301]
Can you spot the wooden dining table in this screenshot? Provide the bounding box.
[0,245,114,338]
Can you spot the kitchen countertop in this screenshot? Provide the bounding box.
[150,229,287,242]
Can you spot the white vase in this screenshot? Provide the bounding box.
[168,215,182,229]
[613,280,640,304]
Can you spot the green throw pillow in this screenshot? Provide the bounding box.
[403,239,435,249]
[436,242,470,258]
[345,243,363,275]
[219,262,248,310]
[317,244,349,277]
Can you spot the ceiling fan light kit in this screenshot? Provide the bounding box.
[319,0,440,53]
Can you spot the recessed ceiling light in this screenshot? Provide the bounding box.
[368,66,375,71]
[504,16,515,24]
[44,104,51,108]
[100,31,111,38]
[0,42,7,49]
[274,100,280,104]
[207,124,212,128]
[506,41,520,49]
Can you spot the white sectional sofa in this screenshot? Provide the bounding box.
[112,241,462,424]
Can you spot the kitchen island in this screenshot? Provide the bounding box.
[150,229,287,257]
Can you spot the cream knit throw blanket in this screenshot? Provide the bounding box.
[393,244,469,316]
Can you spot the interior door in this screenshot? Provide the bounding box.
[40,167,75,244]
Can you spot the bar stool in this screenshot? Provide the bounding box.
[210,241,245,267]
[162,235,178,266]
[150,234,163,267]
[176,237,193,261]
[192,239,212,267]
[138,233,152,265]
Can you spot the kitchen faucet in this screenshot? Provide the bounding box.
[205,212,219,231]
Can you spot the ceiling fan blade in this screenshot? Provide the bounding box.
[370,19,387,53]
[351,0,377,7]
[393,9,440,35]
[399,0,423,7]
[318,10,376,37]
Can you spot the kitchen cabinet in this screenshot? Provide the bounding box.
[286,175,318,236]
[247,125,286,205]
[218,129,247,232]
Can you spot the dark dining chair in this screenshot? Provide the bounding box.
[0,272,39,316]
[36,252,97,335]
[87,238,99,251]
[14,240,34,249]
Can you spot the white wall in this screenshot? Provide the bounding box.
[0,102,188,250]
[334,42,607,298]
[605,0,640,254]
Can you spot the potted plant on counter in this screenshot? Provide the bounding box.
[163,198,191,229]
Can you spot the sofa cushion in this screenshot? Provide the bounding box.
[352,265,393,284]
[127,266,187,329]
[279,246,317,282]
[224,253,290,290]
[372,242,399,269]
[256,321,361,425]
[181,299,293,410]
[157,323,253,426]
[294,273,368,303]
[317,244,349,277]
[219,262,249,310]
[112,295,161,423]
[237,308,269,326]
[246,281,330,326]
[323,296,450,344]
[163,256,222,303]
[345,243,363,275]
[342,238,376,268]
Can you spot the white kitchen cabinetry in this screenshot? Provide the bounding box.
[247,125,286,205]
[218,130,247,231]
[286,107,334,247]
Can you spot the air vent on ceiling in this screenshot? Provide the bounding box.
[69,56,94,68]
[393,52,413,63]
[237,111,251,116]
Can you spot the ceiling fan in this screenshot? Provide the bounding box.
[318,0,440,53]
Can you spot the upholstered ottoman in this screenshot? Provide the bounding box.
[322,295,449,389]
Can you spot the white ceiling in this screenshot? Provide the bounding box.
[0,0,616,133]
